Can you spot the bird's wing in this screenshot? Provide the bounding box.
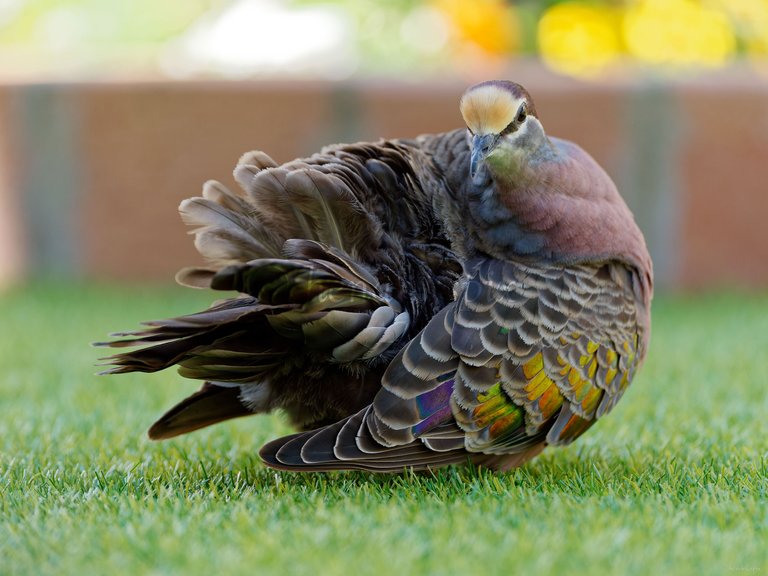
[260,304,477,472]
[371,258,644,452]
[259,258,646,471]
[448,258,644,453]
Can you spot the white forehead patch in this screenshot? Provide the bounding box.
[460,85,524,135]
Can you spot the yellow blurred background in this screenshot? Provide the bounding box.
[1,0,768,80]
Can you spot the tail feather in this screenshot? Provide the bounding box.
[98,245,411,392]
[179,195,281,266]
[233,151,279,185]
[100,139,464,444]
[174,267,217,289]
[177,150,390,271]
[148,382,252,440]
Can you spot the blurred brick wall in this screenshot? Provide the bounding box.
[0,89,26,283]
[1,70,767,290]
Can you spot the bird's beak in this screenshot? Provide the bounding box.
[470,133,498,180]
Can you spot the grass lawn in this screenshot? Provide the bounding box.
[1,283,766,575]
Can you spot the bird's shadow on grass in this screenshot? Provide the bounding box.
[194,447,689,501]
[75,450,628,500]
[76,433,754,502]
[240,442,760,502]
[64,440,757,504]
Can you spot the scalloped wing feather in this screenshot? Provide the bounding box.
[258,258,647,471]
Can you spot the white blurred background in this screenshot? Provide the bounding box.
[2,0,767,81]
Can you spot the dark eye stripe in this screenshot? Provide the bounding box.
[500,122,516,136]
[501,103,527,136]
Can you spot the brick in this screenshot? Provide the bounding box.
[675,80,768,289]
[358,80,465,140]
[0,87,26,287]
[78,81,335,281]
[2,74,766,291]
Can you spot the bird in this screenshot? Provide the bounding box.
[100,80,653,473]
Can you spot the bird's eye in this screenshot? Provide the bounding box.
[501,103,528,135]
[516,104,527,124]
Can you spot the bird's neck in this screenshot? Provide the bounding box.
[486,138,558,188]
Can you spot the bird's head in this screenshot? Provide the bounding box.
[460,81,547,183]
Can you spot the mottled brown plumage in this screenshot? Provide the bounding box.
[99,135,465,435]
[102,81,652,473]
